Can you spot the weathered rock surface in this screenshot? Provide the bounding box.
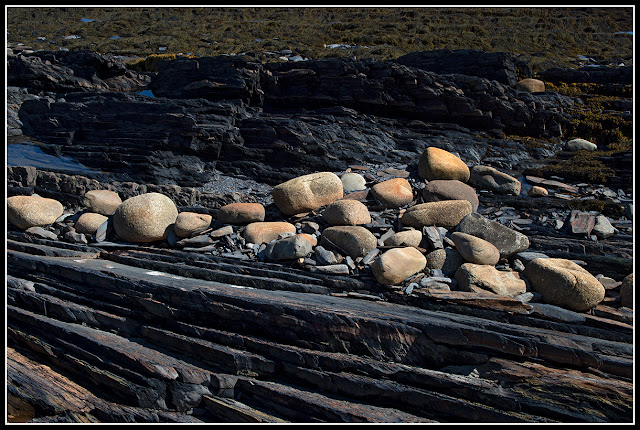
[320,226,377,259]
[523,258,606,312]
[370,177,414,208]
[371,247,427,285]
[74,212,109,235]
[7,195,64,229]
[454,263,527,297]
[451,232,501,266]
[174,212,213,238]
[272,172,344,216]
[418,147,470,182]
[217,203,265,225]
[469,165,521,195]
[456,213,530,259]
[83,189,122,216]
[243,222,296,244]
[401,200,473,229]
[322,199,372,226]
[421,180,479,212]
[112,193,178,243]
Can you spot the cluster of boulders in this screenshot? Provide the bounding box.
[7,144,633,313]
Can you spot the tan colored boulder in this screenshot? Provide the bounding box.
[112,193,178,243]
[384,229,423,248]
[417,147,470,182]
[455,263,527,297]
[322,199,371,226]
[523,258,605,312]
[528,186,548,197]
[7,195,64,229]
[371,247,427,285]
[370,178,414,208]
[174,212,212,238]
[451,232,500,266]
[421,180,479,212]
[217,202,265,224]
[320,226,377,259]
[516,78,545,93]
[74,212,108,235]
[243,221,296,244]
[83,189,122,215]
[619,273,633,309]
[401,200,473,229]
[272,172,344,216]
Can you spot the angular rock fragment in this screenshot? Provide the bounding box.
[454,263,527,297]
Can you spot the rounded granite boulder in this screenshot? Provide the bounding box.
[322,199,371,226]
[417,147,470,182]
[74,212,109,235]
[523,258,605,312]
[174,212,212,238]
[243,221,297,244]
[421,179,479,212]
[451,231,500,266]
[371,246,427,285]
[217,202,265,225]
[320,225,377,259]
[515,78,545,93]
[7,195,64,230]
[112,192,178,243]
[83,189,122,215]
[272,172,344,216]
[370,177,414,208]
[401,200,473,230]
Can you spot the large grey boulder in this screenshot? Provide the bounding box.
[455,212,530,259]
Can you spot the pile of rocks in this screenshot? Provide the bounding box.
[7,145,633,315]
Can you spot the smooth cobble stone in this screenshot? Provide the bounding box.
[401,200,473,230]
[371,246,427,285]
[8,195,64,230]
[174,212,212,238]
[243,221,297,244]
[523,258,606,312]
[112,192,178,243]
[322,199,371,226]
[74,212,109,235]
[217,202,265,224]
[272,172,343,216]
[320,225,377,259]
[417,147,470,182]
[421,179,479,212]
[83,189,122,215]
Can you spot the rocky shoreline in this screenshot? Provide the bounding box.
[6,46,634,423]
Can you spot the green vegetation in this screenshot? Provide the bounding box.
[7,6,633,71]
